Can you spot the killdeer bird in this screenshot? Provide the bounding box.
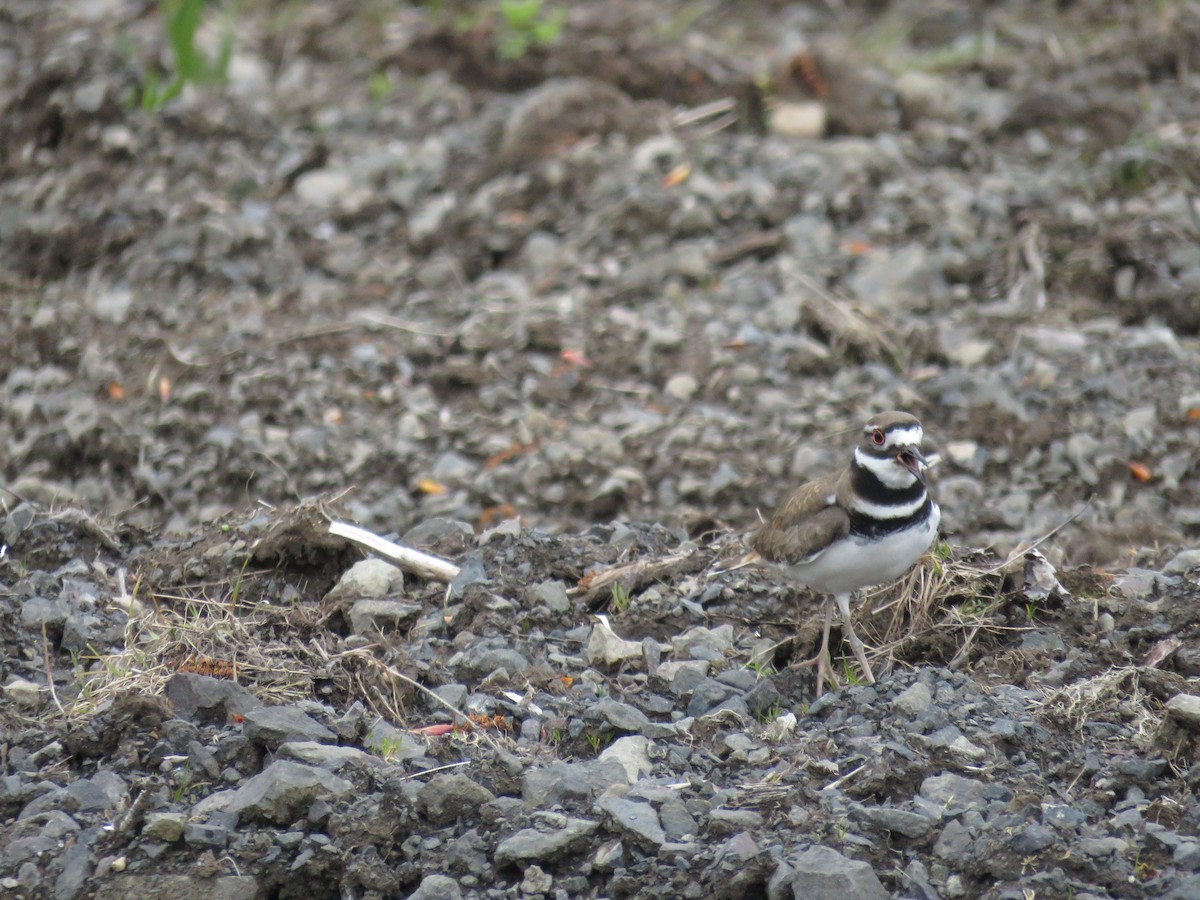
[748,411,939,695]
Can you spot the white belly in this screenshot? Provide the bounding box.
[782,503,940,596]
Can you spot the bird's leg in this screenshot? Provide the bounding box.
[835,592,876,685]
[794,596,836,697]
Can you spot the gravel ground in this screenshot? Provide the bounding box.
[3,0,1200,897]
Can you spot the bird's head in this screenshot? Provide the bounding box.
[857,411,930,486]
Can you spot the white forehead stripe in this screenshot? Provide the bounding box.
[875,425,923,448]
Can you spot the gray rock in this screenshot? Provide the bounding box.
[598,736,653,782]
[3,679,43,709]
[241,705,336,748]
[294,168,353,207]
[656,660,709,694]
[526,580,571,613]
[347,598,421,635]
[143,812,186,842]
[1166,694,1200,730]
[328,558,405,601]
[704,830,770,892]
[1175,842,1200,870]
[598,795,665,849]
[459,646,529,681]
[708,808,764,835]
[418,774,496,826]
[494,817,600,867]
[1010,823,1056,854]
[408,874,463,900]
[854,804,936,838]
[673,625,736,660]
[933,819,974,859]
[520,864,553,895]
[893,681,934,717]
[226,760,353,825]
[20,596,69,632]
[664,373,699,401]
[687,679,735,717]
[363,720,428,764]
[919,772,988,813]
[1164,876,1200,900]
[17,788,68,820]
[448,556,489,600]
[742,677,782,716]
[658,797,699,841]
[183,822,229,848]
[593,838,626,871]
[770,845,889,900]
[1164,549,1200,576]
[66,778,117,813]
[432,683,468,710]
[403,518,474,554]
[1042,804,1087,830]
[165,674,261,725]
[51,839,90,900]
[523,759,629,806]
[586,618,644,666]
[1110,569,1158,599]
[276,741,377,772]
[588,699,651,733]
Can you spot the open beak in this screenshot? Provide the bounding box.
[898,447,928,478]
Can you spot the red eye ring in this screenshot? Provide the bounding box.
[872,429,885,445]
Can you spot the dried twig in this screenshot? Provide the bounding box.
[397,760,470,782]
[978,496,1094,577]
[42,623,63,714]
[341,650,506,754]
[576,547,707,602]
[329,521,461,582]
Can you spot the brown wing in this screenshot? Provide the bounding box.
[748,471,850,566]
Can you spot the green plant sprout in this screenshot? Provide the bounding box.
[493,0,565,60]
[610,582,631,613]
[142,0,235,111]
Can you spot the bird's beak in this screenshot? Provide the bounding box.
[898,447,928,478]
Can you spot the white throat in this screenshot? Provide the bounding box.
[854,447,919,489]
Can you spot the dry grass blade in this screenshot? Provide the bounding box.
[338,651,507,754]
[859,546,1010,672]
[1035,667,1161,746]
[69,592,322,720]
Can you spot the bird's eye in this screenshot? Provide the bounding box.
[872,429,886,445]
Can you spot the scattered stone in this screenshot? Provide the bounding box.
[598,736,653,782]
[598,795,665,850]
[226,761,353,825]
[892,681,933,717]
[241,705,337,748]
[165,674,261,725]
[407,874,463,900]
[347,598,421,635]
[1165,695,1200,730]
[142,813,186,842]
[494,818,600,868]
[586,617,644,667]
[4,679,43,709]
[418,775,496,826]
[771,845,889,900]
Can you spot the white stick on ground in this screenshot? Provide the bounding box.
[328,521,461,582]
